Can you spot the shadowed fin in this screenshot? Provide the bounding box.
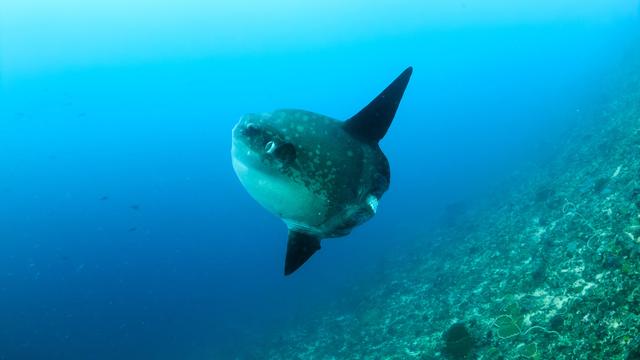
[343,66,413,144]
[284,231,321,275]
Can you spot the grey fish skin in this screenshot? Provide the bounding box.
[231,67,413,275]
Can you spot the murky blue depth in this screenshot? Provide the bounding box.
[1,1,639,358]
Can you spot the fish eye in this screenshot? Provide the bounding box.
[274,142,296,163]
[265,140,276,153]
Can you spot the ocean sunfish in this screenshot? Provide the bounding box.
[231,67,413,275]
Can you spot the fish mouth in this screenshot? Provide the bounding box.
[231,121,244,147]
[231,126,270,175]
[231,137,255,167]
[231,122,251,160]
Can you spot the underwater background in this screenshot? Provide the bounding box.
[2,1,640,359]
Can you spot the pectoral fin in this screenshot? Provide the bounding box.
[284,231,321,275]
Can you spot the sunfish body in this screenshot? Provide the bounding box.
[231,67,413,275]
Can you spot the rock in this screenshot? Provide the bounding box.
[443,322,474,358]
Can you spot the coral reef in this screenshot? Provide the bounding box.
[255,45,640,360]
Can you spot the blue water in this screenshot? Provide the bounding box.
[2,2,639,358]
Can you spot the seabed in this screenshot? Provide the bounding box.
[255,47,640,360]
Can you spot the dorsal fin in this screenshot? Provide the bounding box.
[343,67,413,144]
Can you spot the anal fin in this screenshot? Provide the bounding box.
[284,231,321,275]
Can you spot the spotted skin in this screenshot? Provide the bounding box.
[231,67,412,275]
[232,109,388,237]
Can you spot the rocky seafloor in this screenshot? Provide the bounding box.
[255,49,640,359]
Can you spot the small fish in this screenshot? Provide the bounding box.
[130,204,140,210]
[100,195,109,201]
